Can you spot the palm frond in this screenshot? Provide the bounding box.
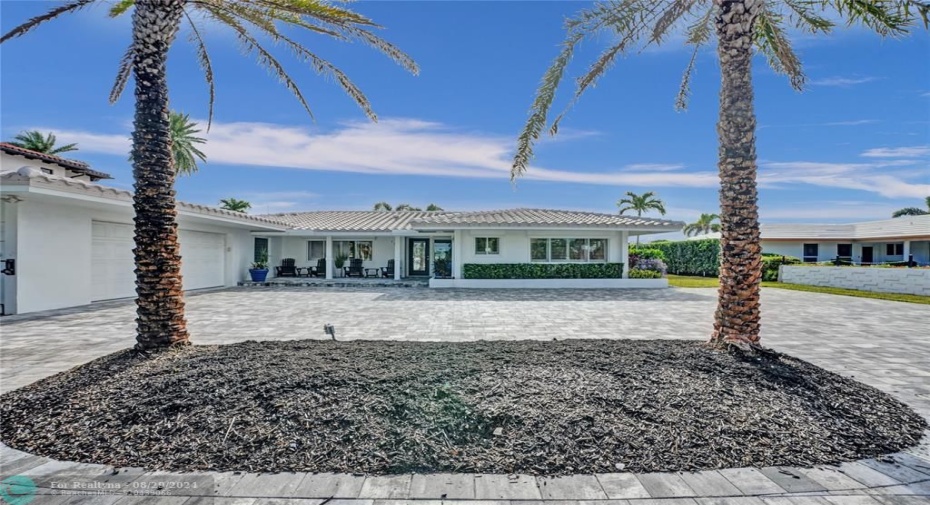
[253,0,377,27]
[755,7,806,90]
[831,0,912,36]
[676,6,714,111]
[184,10,216,129]
[340,25,419,75]
[202,5,316,120]
[783,0,835,32]
[108,0,135,17]
[650,0,698,44]
[109,45,134,104]
[1,0,95,43]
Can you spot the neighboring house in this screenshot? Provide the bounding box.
[260,209,683,287]
[680,216,930,265]
[1,143,112,182]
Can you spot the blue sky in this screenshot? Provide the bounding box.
[2,1,928,224]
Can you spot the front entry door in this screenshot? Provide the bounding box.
[408,238,430,276]
[862,246,873,265]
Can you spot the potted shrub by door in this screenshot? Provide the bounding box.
[249,253,269,282]
[334,253,349,277]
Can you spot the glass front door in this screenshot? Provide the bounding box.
[434,240,452,278]
[408,238,430,276]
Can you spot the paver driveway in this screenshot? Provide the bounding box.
[2,286,929,423]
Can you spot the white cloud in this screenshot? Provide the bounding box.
[822,119,877,126]
[43,119,930,199]
[860,146,930,158]
[810,76,878,87]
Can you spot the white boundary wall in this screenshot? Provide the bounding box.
[779,266,930,296]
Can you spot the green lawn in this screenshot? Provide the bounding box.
[667,275,930,305]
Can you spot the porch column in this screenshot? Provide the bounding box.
[453,230,463,279]
[620,231,630,279]
[394,236,402,280]
[904,240,912,266]
[325,236,333,280]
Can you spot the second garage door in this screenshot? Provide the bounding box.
[92,222,226,301]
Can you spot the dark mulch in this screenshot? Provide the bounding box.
[1,339,925,475]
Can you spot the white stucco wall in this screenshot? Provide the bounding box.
[762,239,929,265]
[5,197,258,314]
[780,265,930,296]
[458,229,624,265]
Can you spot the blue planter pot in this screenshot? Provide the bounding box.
[249,269,269,282]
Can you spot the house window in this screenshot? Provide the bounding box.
[475,237,499,255]
[531,238,548,261]
[837,244,852,260]
[530,238,608,262]
[40,168,54,175]
[307,240,325,260]
[331,240,374,260]
[254,238,269,263]
[802,243,818,263]
[886,243,904,256]
[335,240,355,259]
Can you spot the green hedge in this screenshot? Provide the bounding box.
[629,269,662,279]
[761,254,802,281]
[463,263,624,279]
[647,239,720,277]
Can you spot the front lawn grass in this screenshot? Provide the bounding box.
[667,274,930,305]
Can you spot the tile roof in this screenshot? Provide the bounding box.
[0,142,112,180]
[761,215,930,240]
[263,208,684,232]
[412,208,685,229]
[0,167,288,229]
[266,210,437,231]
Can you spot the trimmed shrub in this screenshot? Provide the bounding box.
[629,269,662,279]
[647,239,720,277]
[633,258,667,277]
[463,263,624,279]
[629,246,667,261]
[761,254,802,281]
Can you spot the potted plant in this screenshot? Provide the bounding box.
[334,253,349,277]
[249,252,269,282]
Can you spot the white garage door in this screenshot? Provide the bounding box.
[178,229,226,290]
[92,222,226,301]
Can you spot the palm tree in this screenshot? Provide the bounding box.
[512,0,927,350]
[617,191,667,245]
[9,130,78,155]
[892,196,930,217]
[219,198,251,213]
[425,203,444,211]
[2,1,416,349]
[683,213,721,237]
[170,112,207,176]
[373,201,393,211]
[394,203,422,211]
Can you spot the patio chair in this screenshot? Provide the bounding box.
[275,258,298,277]
[381,259,395,278]
[308,257,324,277]
[345,258,364,278]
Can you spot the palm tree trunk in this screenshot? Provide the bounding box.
[709,0,762,349]
[131,0,189,349]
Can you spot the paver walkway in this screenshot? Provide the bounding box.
[1,287,929,504]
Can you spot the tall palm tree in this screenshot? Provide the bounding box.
[683,213,721,237]
[219,198,251,213]
[425,203,444,211]
[617,191,667,245]
[512,0,927,350]
[892,196,930,217]
[2,0,416,349]
[9,130,78,155]
[373,201,393,211]
[170,112,207,176]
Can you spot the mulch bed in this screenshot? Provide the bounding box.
[1,339,925,475]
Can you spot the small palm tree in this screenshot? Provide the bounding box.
[219,198,251,213]
[170,112,207,176]
[683,213,721,237]
[512,0,927,350]
[892,197,930,217]
[617,191,667,245]
[2,0,416,350]
[9,130,78,155]
[426,203,444,211]
[373,201,393,211]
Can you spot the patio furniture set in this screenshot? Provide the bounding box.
[274,258,395,279]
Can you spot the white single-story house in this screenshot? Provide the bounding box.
[684,216,930,265]
[0,146,684,315]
